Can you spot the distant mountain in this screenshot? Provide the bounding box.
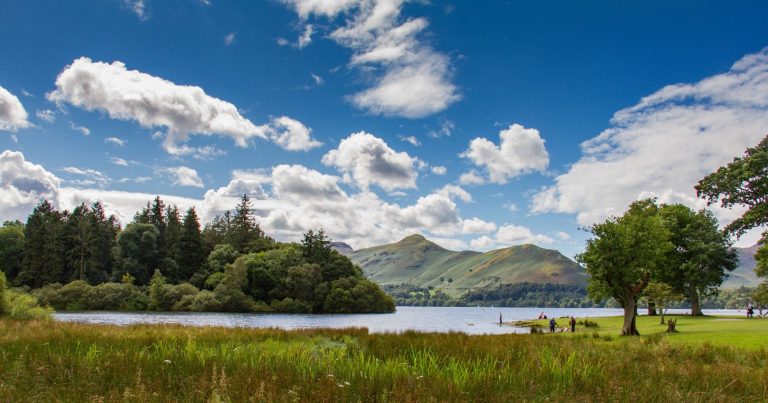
[346,234,587,296]
[722,244,762,289]
[329,242,354,256]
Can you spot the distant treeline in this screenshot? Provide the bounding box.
[0,196,394,314]
[384,283,757,309]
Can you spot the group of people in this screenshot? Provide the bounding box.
[543,314,577,333]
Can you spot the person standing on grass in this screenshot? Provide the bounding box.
[747,303,754,319]
[569,316,576,333]
[549,318,557,333]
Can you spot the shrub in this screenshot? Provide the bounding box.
[271,297,312,313]
[5,290,53,320]
[0,271,7,315]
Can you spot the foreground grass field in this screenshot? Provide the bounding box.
[0,318,766,402]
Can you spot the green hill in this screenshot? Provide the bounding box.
[722,244,762,289]
[347,234,587,297]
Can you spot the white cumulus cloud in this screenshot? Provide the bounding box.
[166,166,204,188]
[47,57,318,156]
[281,0,459,118]
[0,150,60,219]
[461,124,549,184]
[0,86,32,132]
[322,131,417,191]
[267,116,323,151]
[531,46,768,246]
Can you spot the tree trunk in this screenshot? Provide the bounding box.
[621,298,640,336]
[666,318,677,333]
[647,299,657,316]
[689,287,703,316]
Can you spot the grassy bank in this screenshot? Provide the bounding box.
[1,319,767,402]
[523,314,767,350]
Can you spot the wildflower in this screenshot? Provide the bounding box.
[163,360,171,365]
[344,381,350,386]
[338,383,344,388]
[327,374,334,378]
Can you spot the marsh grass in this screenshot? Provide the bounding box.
[0,320,766,402]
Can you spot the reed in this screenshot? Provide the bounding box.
[0,320,765,402]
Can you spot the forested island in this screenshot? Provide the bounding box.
[0,195,394,313]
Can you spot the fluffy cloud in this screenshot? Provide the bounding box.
[0,150,498,250]
[224,32,236,46]
[166,166,204,188]
[104,137,126,146]
[282,0,459,118]
[398,135,420,146]
[36,109,56,123]
[322,131,417,191]
[0,86,32,132]
[123,0,147,20]
[0,150,60,220]
[61,166,111,187]
[267,116,323,151]
[531,47,768,244]
[469,224,554,251]
[459,170,485,186]
[430,165,446,175]
[47,58,320,156]
[461,124,549,184]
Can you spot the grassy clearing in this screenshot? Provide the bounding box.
[527,314,768,350]
[0,319,767,402]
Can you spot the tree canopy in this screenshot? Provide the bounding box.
[577,199,672,336]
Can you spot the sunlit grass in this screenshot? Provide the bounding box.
[0,319,766,402]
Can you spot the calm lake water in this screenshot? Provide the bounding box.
[53,307,745,335]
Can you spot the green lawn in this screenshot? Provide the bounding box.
[525,314,768,350]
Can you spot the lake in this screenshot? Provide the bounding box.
[53,307,745,335]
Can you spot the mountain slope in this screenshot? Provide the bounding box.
[722,244,762,289]
[347,234,587,296]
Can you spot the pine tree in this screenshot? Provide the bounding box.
[163,205,183,282]
[65,203,97,282]
[20,200,66,288]
[179,207,205,282]
[90,202,119,283]
[229,194,264,253]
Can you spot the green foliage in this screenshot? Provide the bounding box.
[0,271,7,315]
[0,221,24,284]
[207,244,240,273]
[577,199,672,335]
[697,135,768,281]
[148,270,167,310]
[752,284,768,316]
[657,204,738,315]
[19,200,66,288]
[114,223,160,285]
[11,198,393,314]
[3,290,53,320]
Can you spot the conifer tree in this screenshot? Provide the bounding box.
[179,207,205,282]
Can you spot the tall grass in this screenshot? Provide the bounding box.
[0,320,765,402]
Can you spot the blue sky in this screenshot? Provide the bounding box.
[1,0,767,257]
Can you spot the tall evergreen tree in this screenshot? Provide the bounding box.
[64,203,97,282]
[90,202,119,283]
[162,205,183,282]
[0,221,25,284]
[20,200,66,288]
[114,223,160,285]
[229,194,264,252]
[179,207,205,282]
[203,211,233,253]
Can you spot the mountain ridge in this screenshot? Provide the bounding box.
[343,234,587,296]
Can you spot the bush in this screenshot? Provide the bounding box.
[271,297,312,313]
[187,290,223,312]
[0,271,7,315]
[5,290,53,320]
[87,283,148,311]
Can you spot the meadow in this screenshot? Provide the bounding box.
[0,316,766,402]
